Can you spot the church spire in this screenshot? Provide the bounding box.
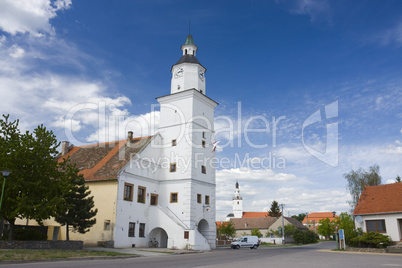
[184,34,195,45]
[233,180,242,200]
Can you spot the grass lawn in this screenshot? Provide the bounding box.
[0,249,134,262]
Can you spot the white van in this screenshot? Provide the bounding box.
[231,236,260,249]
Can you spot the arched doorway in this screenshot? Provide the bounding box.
[198,219,209,238]
[148,227,168,248]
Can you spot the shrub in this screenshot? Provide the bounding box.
[250,228,262,237]
[14,229,47,241]
[349,232,390,248]
[293,229,319,244]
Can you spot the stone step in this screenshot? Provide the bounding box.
[388,248,402,254]
[387,244,402,254]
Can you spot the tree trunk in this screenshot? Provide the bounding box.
[66,223,69,241]
[0,218,4,238]
[8,219,15,240]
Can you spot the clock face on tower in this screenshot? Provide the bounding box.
[174,67,184,78]
[198,71,205,81]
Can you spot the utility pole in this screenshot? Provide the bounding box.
[280,204,285,245]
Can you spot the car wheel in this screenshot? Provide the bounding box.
[236,245,240,249]
[253,245,258,249]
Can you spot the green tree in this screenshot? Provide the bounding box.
[0,115,67,240]
[55,160,98,241]
[334,212,356,245]
[317,218,335,239]
[344,165,382,210]
[250,228,262,237]
[396,175,401,183]
[292,213,306,222]
[218,221,236,239]
[267,200,281,217]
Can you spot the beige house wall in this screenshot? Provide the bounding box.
[15,180,118,246]
[234,228,270,238]
[268,217,292,233]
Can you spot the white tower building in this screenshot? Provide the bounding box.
[233,180,243,218]
[156,34,218,250]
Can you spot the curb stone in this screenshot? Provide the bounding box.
[0,255,139,265]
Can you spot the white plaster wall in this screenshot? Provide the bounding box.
[355,213,402,242]
[114,173,160,248]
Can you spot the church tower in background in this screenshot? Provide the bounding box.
[233,180,243,218]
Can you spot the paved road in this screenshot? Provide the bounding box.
[3,242,402,268]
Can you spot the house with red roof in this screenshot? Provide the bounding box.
[302,212,337,233]
[353,183,402,242]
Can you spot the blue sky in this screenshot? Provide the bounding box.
[1,0,401,220]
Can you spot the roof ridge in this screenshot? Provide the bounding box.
[79,136,153,148]
[81,140,126,180]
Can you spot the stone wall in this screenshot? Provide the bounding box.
[0,241,83,250]
[346,247,386,253]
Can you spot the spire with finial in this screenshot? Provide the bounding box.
[233,180,242,200]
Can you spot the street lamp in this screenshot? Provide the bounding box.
[0,170,11,212]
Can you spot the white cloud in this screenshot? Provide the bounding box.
[217,168,297,183]
[380,142,402,155]
[85,111,160,143]
[277,0,331,23]
[0,0,71,36]
[52,117,81,132]
[9,44,25,58]
[377,22,402,46]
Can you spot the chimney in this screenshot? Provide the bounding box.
[127,131,133,145]
[61,141,69,156]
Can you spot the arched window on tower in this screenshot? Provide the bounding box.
[185,49,187,55]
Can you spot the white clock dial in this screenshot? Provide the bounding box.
[198,71,205,81]
[174,67,184,78]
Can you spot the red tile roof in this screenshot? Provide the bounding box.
[242,212,268,218]
[353,183,402,215]
[58,136,153,181]
[302,212,336,224]
[216,221,226,228]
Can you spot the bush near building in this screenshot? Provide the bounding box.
[349,232,391,248]
[293,229,319,244]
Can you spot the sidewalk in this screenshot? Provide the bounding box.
[84,246,206,257]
